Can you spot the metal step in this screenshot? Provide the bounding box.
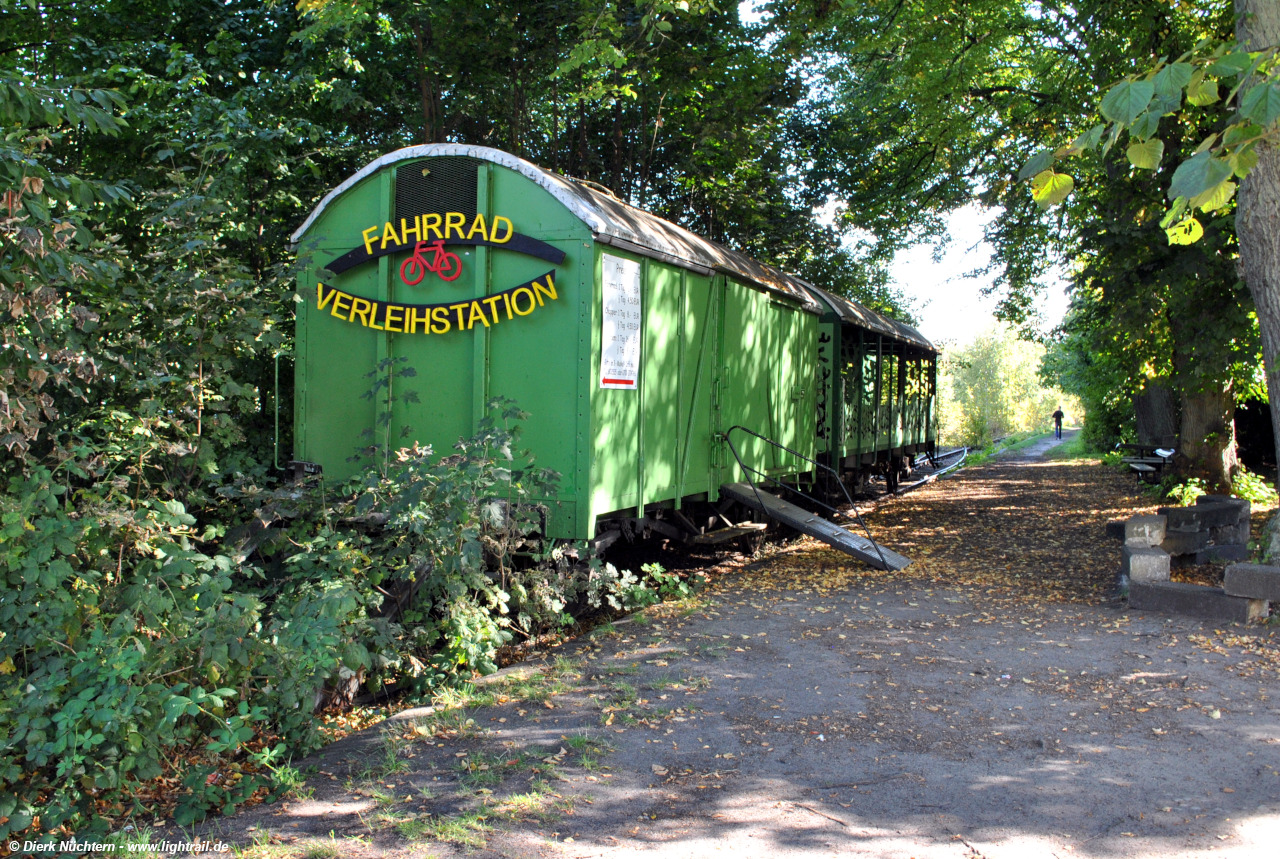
[719,482,911,571]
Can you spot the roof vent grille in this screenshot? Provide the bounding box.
[395,157,479,223]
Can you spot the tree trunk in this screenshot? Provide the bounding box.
[1169,302,1239,491]
[1177,384,1239,492]
[1237,0,1280,493]
[412,22,441,144]
[1134,382,1178,447]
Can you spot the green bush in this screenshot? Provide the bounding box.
[1233,467,1278,506]
[1163,476,1208,506]
[0,473,277,834]
[0,401,663,838]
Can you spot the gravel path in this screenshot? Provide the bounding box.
[193,437,1280,859]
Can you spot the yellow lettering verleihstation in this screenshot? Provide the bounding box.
[315,273,557,334]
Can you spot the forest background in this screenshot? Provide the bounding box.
[0,0,1273,840]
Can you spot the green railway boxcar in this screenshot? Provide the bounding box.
[808,289,938,491]
[291,145,824,542]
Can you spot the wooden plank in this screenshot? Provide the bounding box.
[719,482,910,570]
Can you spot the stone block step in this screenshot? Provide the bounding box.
[1125,514,1166,548]
[1224,564,1280,602]
[1122,545,1170,582]
[1128,581,1268,623]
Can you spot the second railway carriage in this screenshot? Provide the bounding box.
[807,287,938,492]
[290,144,936,551]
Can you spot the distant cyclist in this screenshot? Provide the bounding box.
[1052,407,1065,440]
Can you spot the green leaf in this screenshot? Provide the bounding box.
[1130,109,1163,141]
[1208,51,1253,76]
[1186,70,1220,106]
[1241,82,1280,127]
[1067,124,1106,154]
[1194,131,1221,154]
[1168,151,1233,201]
[1190,179,1236,212]
[1229,146,1259,177]
[1030,170,1073,209]
[1153,63,1193,97]
[1018,148,1055,181]
[1160,197,1190,229]
[1126,138,1164,170]
[1100,80,1156,125]
[1165,215,1204,245]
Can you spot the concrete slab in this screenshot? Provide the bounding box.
[1191,503,1243,530]
[1196,544,1251,564]
[1160,529,1210,556]
[1157,506,1204,532]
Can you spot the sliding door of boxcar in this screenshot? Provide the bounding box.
[645,268,719,506]
[590,258,719,520]
[718,281,813,479]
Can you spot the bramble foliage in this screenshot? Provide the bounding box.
[0,400,671,837]
[1232,467,1279,506]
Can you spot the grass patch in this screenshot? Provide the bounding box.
[600,663,641,676]
[347,732,411,786]
[650,672,709,692]
[405,811,491,847]
[300,843,342,859]
[563,733,612,770]
[457,752,508,791]
[605,680,638,708]
[490,782,576,823]
[964,431,1048,466]
[563,732,602,751]
[407,708,482,742]
[695,641,731,659]
[485,658,580,705]
[1043,432,1094,461]
[599,680,640,727]
[232,830,294,859]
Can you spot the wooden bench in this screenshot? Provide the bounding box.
[1128,462,1159,482]
[1118,443,1176,460]
[1120,448,1174,483]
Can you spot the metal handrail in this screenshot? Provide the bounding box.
[723,425,887,570]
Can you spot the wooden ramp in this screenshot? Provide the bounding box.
[720,482,911,571]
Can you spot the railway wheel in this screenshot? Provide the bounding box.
[886,463,900,493]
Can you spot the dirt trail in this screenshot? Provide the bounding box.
[194,437,1280,859]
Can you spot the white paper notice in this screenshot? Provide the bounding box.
[600,254,642,389]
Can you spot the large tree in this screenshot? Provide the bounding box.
[1025,2,1280,491]
[1236,0,1280,492]
[292,0,913,314]
[765,0,1263,490]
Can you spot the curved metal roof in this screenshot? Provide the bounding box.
[292,144,819,311]
[802,283,936,353]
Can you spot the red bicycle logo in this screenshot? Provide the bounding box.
[400,240,462,285]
